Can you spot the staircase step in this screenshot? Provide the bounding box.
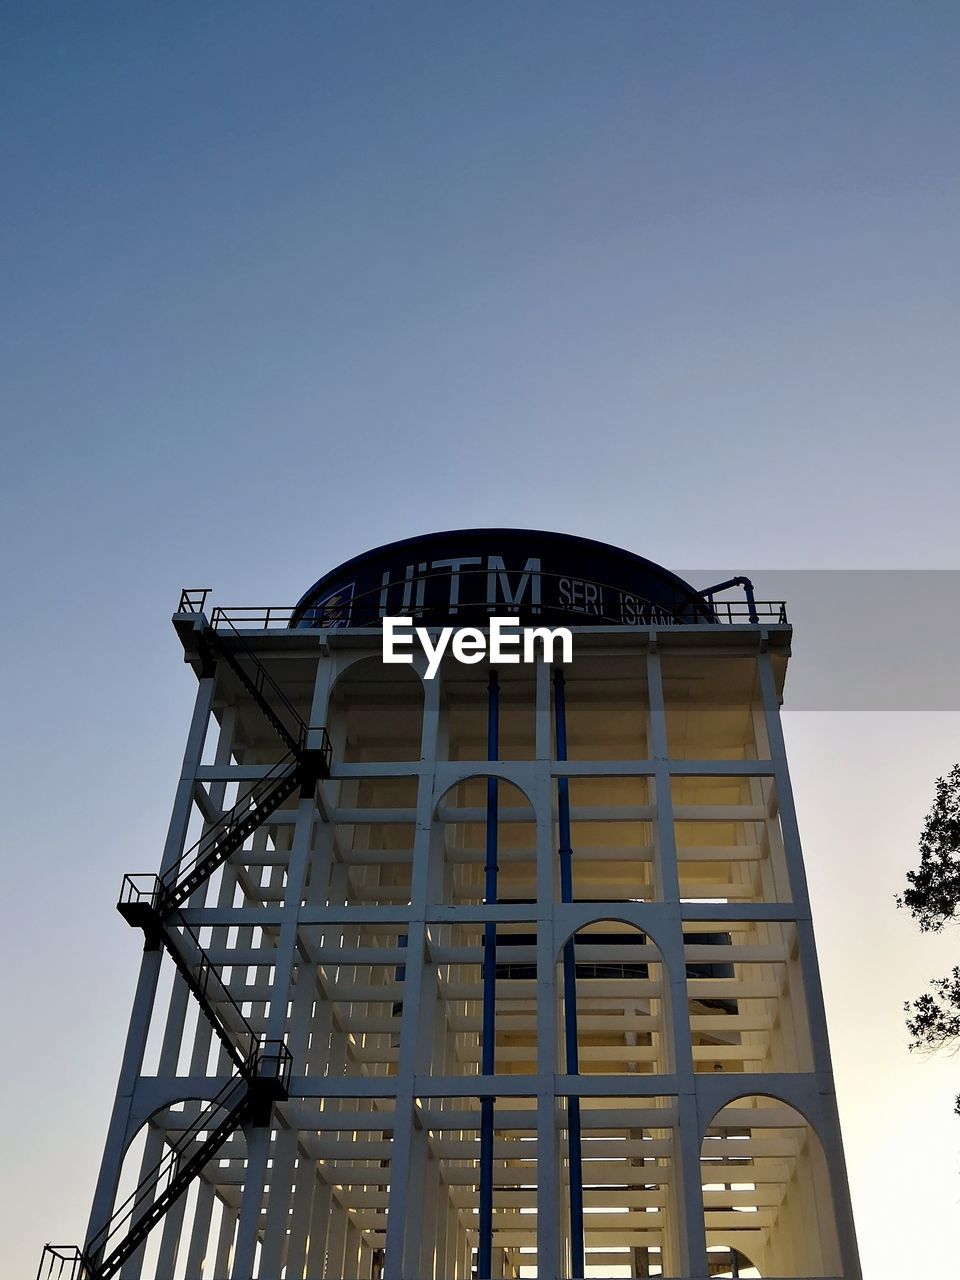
[162,759,303,912]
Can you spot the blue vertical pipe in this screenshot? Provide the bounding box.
[478,669,500,1279]
[554,669,585,1278]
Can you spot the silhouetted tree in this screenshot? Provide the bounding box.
[897,762,960,1115]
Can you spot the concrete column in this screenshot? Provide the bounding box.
[230,1123,270,1277]
[647,648,708,1279]
[84,677,217,1251]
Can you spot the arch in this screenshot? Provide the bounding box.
[98,1090,251,1280]
[126,1080,230,1142]
[557,918,669,1076]
[326,770,418,908]
[698,1085,821,1140]
[328,654,425,763]
[700,1094,842,1278]
[329,646,427,692]
[120,1088,251,1174]
[431,774,537,908]
[425,775,539,1080]
[432,767,537,815]
[706,1242,763,1278]
[322,660,425,909]
[554,906,672,962]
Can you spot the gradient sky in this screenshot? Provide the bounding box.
[3,5,960,1277]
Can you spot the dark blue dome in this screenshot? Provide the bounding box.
[290,528,713,629]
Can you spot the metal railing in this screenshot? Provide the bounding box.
[37,1246,89,1280]
[118,877,261,1070]
[83,1074,248,1266]
[708,598,787,624]
[175,602,334,766]
[285,567,785,628]
[177,588,211,613]
[250,1038,293,1095]
[70,1041,290,1279]
[211,603,297,629]
[161,750,305,905]
[178,593,789,631]
[207,613,314,746]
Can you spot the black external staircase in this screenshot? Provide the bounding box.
[201,616,307,755]
[37,1044,291,1280]
[129,748,307,922]
[118,880,261,1071]
[154,603,331,918]
[37,604,329,1279]
[177,603,331,768]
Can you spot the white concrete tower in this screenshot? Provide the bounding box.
[39,530,862,1280]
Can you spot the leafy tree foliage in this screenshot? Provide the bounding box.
[899,763,960,931]
[898,763,960,1116]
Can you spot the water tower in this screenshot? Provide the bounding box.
[39,530,861,1280]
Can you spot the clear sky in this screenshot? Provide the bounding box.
[3,4,960,1277]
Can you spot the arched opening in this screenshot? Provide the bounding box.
[109,1091,398,1279]
[425,775,539,1079]
[432,775,537,906]
[323,770,418,908]
[422,913,539,1078]
[558,919,668,1076]
[94,1095,251,1280]
[319,660,423,910]
[327,656,425,763]
[700,1096,842,1278]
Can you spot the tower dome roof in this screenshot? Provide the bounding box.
[290,528,711,628]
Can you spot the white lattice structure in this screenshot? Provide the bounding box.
[42,533,862,1280]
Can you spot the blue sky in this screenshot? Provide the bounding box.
[3,5,960,1276]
